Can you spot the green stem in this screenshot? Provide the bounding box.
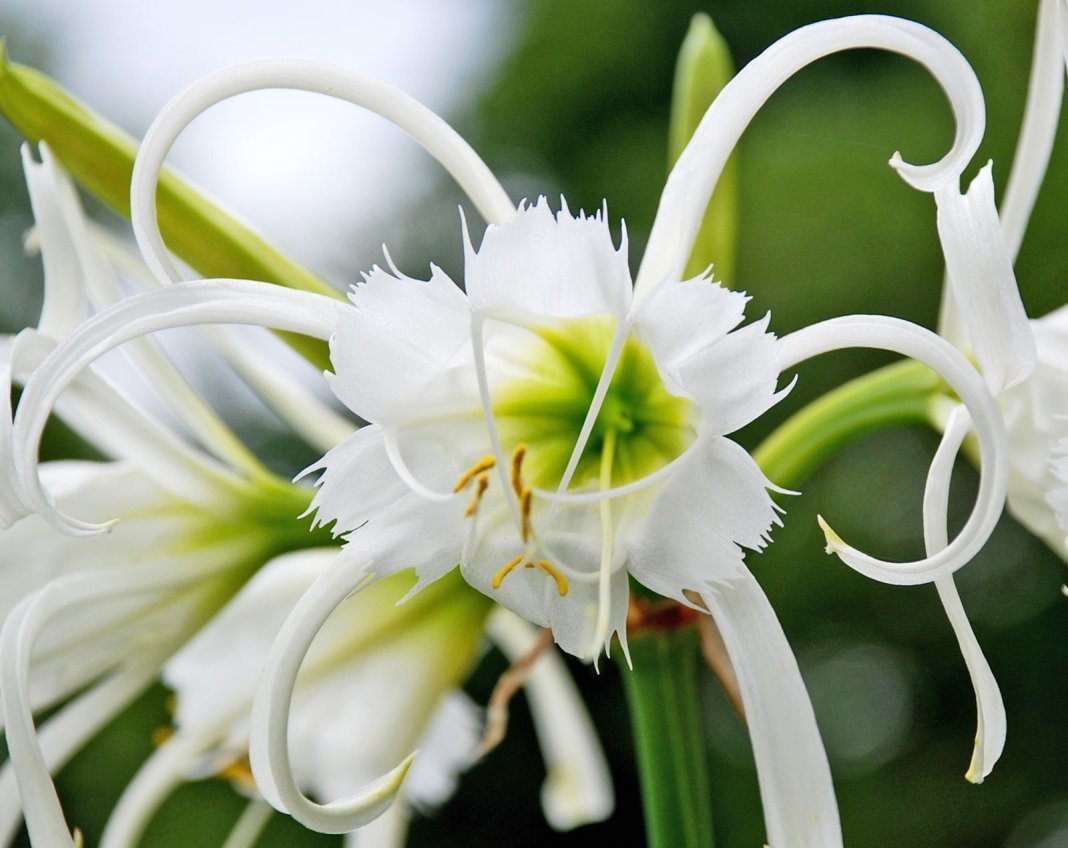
[622,627,714,848]
[754,359,940,491]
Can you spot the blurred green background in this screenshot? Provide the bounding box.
[2,0,1066,846]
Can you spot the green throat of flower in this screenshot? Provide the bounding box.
[491,314,696,491]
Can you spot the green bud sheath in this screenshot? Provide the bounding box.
[668,14,738,284]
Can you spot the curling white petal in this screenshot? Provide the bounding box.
[701,573,842,847]
[780,315,1008,584]
[636,14,984,300]
[923,405,1006,782]
[95,225,356,453]
[26,146,265,476]
[131,59,512,286]
[248,556,414,833]
[487,609,614,830]
[935,163,1036,394]
[11,280,344,534]
[0,661,161,846]
[1,564,208,848]
[342,800,409,848]
[1000,0,1066,261]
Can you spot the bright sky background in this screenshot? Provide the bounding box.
[1,0,511,282]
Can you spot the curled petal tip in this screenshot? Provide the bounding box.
[816,514,846,555]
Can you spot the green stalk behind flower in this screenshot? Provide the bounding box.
[0,42,340,370]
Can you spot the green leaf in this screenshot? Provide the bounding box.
[0,42,341,370]
[668,14,738,284]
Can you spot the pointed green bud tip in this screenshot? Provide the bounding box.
[668,12,739,284]
[669,13,734,167]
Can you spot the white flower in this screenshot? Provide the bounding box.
[920,0,1068,784]
[0,146,349,846]
[0,146,614,847]
[5,15,1015,847]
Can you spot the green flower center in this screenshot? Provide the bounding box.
[491,314,696,490]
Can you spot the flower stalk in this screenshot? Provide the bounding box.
[621,625,715,848]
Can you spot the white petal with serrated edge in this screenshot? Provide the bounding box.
[488,608,614,829]
[465,198,631,321]
[701,573,842,847]
[328,265,469,424]
[629,437,781,605]
[936,163,1036,395]
[630,276,749,386]
[678,315,785,436]
[636,15,985,301]
[923,404,1005,781]
[301,425,408,537]
[781,315,1008,585]
[462,499,629,660]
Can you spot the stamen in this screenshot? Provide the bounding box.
[536,560,569,597]
[510,443,528,497]
[492,555,570,597]
[492,555,527,589]
[477,628,554,757]
[151,726,174,748]
[219,755,257,793]
[453,455,496,493]
[520,486,533,542]
[464,472,490,518]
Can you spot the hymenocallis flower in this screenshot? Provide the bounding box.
[3,13,1016,848]
[0,145,614,846]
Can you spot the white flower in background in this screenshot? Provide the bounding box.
[920,0,1068,784]
[3,14,1016,848]
[101,554,612,848]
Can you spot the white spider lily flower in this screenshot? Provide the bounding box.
[5,15,1013,848]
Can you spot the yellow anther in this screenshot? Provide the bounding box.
[519,486,533,542]
[219,756,257,793]
[510,443,528,497]
[464,472,490,518]
[151,726,174,748]
[493,554,526,589]
[491,554,570,597]
[453,455,496,493]
[537,560,569,596]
